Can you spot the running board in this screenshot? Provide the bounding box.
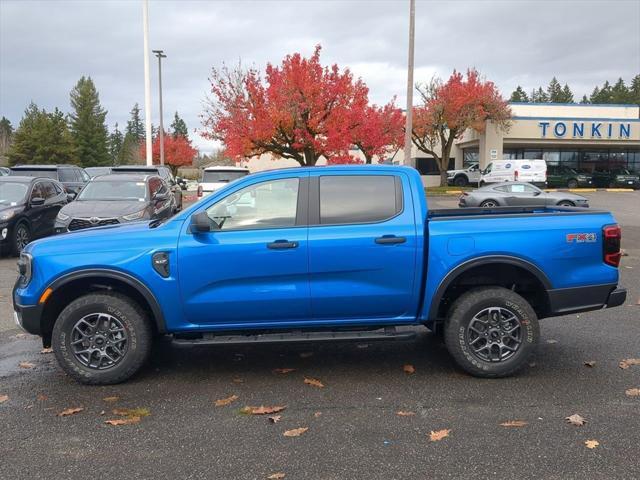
[172,327,416,346]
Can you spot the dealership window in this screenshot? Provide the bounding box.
[503,148,639,172]
[463,148,479,167]
[415,157,454,175]
[542,151,560,166]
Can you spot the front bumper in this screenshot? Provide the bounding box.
[13,302,43,335]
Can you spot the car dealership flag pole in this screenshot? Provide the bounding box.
[403,0,416,168]
[142,0,153,166]
[153,50,167,166]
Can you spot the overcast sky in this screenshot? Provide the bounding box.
[1,0,639,153]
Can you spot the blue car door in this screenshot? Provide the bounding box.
[307,171,418,323]
[177,173,310,328]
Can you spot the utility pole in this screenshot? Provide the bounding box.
[153,50,167,165]
[403,0,416,168]
[142,0,152,165]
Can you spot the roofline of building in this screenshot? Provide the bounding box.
[509,102,640,108]
[512,116,640,122]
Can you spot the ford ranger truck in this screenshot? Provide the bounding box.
[13,166,626,384]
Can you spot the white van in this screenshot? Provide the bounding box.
[197,166,250,198]
[479,159,547,186]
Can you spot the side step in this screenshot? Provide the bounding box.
[172,327,416,346]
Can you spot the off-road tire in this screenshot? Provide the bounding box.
[52,292,152,385]
[444,287,539,378]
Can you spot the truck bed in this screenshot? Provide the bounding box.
[428,205,604,220]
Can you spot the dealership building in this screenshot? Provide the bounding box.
[413,103,640,186]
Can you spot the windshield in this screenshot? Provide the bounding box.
[85,167,111,178]
[11,169,57,179]
[0,183,28,204]
[202,171,247,183]
[78,181,148,201]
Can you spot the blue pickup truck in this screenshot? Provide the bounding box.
[13,166,626,384]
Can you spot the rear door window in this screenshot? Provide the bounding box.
[318,175,401,225]
[42,181,57,199]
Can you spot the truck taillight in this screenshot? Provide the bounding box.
[603,224,621,267]
[197,185,203,197]
[514,170,519,180]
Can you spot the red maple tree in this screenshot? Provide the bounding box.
[140,134,198,175]
[412,69,511,185]
[201,45,399,166]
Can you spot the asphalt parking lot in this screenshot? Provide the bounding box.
[1,191,639,480]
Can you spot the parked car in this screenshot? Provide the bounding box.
[13,166,626,385]
[84,166,112,178]
[446,163,481,187]
[0,167,10,176]
[112,165,182,211]
[459,182,589,208]
[479,159,547,186]
[54,174,173,233]
[0,176,68,255]
[197,166,250,198]
[10,164,90,195]
[591,168,640,189]
[546,166,593,189]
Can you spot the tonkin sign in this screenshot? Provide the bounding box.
[538,121,632,139]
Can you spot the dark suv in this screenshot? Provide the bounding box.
[546,166,593,189]
[592,168,640,189]
[111,165,182,211]
[10,165,90,195]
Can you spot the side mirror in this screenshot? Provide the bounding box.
[533,191,541,196]
[190,211,216,233]
[30,197,45,206]
[154,192,169,201]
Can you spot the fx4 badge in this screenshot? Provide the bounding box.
[566,233,597,243]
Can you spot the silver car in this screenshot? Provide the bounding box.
[459,182,589,208]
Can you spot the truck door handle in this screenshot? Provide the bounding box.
[375,235,406,245]
[267,240,298,250]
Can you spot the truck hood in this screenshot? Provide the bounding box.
[60,200,147,218]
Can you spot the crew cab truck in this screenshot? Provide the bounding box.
[13,166,626,384]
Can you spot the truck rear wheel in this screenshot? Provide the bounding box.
[443,287,539,378]
[52,292,152,385]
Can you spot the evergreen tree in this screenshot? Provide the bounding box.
[109,123,124,165]
[589,86,601,103]
[69,76,110,166]
[0,116,13,161]
[610,78,630,104]
[560,83,574,103]
[531,87,548,103]
[509,86,529,102]
[8,103,76,166]
[170,111,189,137]
[591,81,613,104]
[580,95,590,104]
[546,77,563,102]
[631,74,640,104]
[126,103,145,141]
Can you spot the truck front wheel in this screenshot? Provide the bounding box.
[443,287,539,378]
[52,292,152,385]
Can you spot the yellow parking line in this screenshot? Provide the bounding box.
[544,189,558,192]
[445,190,463,194]
[569,188,597,192]
[605,188,635,192]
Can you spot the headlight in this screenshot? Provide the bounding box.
[0,209,17,221]
[577,176,587,181]
[17,252,32,286]
[122,209,147,221]
[56,211,69,221]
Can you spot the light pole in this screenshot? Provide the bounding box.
[152,49,167,166]
[403,0,416,168]
[142,0,152,166]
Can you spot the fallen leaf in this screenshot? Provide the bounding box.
[37,394,47,401]
[283,427,308,437]
[304,377,324,388]
[19,361,35,369]
[546,339,558,344]
[585,440,599,449]
[625,388,640,397]
[268,415,281,423]
[313,411,322,418]
[40,347,53,354]
[57,407,84,417]
[619,358,640,369]
[267,473,286,479]
[396,411,416,417]
[403,364,416,374]
[429,429,451,441]
[113,407,150,418]
[273,368,295,374]
[240,405,287,415]
[0,395,8,403]
[565,414,586,426]
[500,420,528,427]
[214,395,239,407]
[299,352,313,358]
[103,396,119,403]
[583,361,596,367]
[104,417,141,426]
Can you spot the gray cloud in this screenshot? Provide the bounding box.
[1,0,639,153]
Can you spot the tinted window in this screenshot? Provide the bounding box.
[59,169,77,182]
[319,175,401,225]
[11,169,57,179]
[206,178,299,231]
[148,178,162,196]
[30,183,44,200]
[53,182,64,194]
[42,181,57,199]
